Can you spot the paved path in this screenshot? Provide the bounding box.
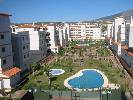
[51,96,100,100]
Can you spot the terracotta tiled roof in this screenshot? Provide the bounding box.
[111,40,120,45]
[128,52,133,56]
[73,45,81,49]
[121,45,128,49]
[122,45,133,56]
[0,13,11,16]
[17,24,47,29]
[105,36,111,40]
[3,67,21,77]
[17,24,38,28]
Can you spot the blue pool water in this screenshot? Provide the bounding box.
[50,70,62,74]
[68,70,104,89]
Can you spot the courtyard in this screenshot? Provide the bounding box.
[21,40,131,93]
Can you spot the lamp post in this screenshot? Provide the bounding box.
[99,87,102,100]
[71,89,73,100]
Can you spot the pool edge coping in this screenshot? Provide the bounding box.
[50,69,65,76]
[64,69,109,91]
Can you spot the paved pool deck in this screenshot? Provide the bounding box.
[64,69,119,91]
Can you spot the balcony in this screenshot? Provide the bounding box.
[46,39,49,43]
[46,32,50,36]
[47,43,51,47]
[46,36,50,40]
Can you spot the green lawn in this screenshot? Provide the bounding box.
[96,47,111,56]
[21,57,127,91]
[21,41,128,91]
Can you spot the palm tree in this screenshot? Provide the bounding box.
[71,48,76,63]
[29,63,37,76]
[43,64,52,89]
[79,48,84,59]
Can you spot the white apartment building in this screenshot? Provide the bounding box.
[121,16,133,67]
[11,31,31,75]
[108,17,126,55]
[106,16,133,68]
[113,17,125,43]
[125,16,133,48]
[11,24,50,63]
[47,24,60,53]
[64,23,70,41]
[68,23,102,41]
[57,25,69,47]
[0,13,21,90]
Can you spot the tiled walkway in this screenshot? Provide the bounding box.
[51,96,100,100]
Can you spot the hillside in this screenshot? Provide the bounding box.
[97,9,133,21]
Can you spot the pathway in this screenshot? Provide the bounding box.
[51,96,100,100]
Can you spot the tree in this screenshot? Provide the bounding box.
[43,64,52,89]
[84,38,88,45]
[68,60,73,72]
[101,25,107,33]
[29,63,38,76]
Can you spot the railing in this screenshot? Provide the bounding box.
[33,88,122,100]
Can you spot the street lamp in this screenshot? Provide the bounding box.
[99,87,102,100]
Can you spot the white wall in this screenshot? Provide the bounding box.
[114,17,125,42]
[0,15,13,70]
[0,15,10,32]
[128,17,133,48]
[47,25,59,53]
[12,31,31,72]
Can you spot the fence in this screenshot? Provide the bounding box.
[34,89,123,100]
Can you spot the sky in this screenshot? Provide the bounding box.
[0,0,133,23]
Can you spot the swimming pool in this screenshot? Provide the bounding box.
[50,69,65,75]
[64,69,108,90]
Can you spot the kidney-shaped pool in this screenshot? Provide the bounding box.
[64,69,108,90]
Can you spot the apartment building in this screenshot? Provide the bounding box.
[106,16,133,68]
[121,16,133,67]
[68,23,102,41]
[57,25,69,47]
[0,13,21,90]
[11,31,31,75]
[11,24,50,63]
[47,24,60,53]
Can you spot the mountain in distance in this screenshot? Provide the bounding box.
[97,9,133,21]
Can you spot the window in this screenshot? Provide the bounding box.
[1,47,5,52]
[24,55,26,58]
[22,37,25,40]
[27,45,29,49]
[26,36,28,40]
[3,59,7,65]
[126,29,129,32]
[0,34,4,39]
[13,28,15,32]
[23,46,25,50]
[27,53,29,57]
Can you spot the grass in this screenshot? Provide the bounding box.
[21,42,128,91]
[97,47,111,56]
[21,56,126,91]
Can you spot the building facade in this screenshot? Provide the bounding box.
[11,31,31,75]
[105,16,133,68]
[11,24,50,63]
[47,24,60,53]
[0,13,21,90]
[68,22,102,41]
